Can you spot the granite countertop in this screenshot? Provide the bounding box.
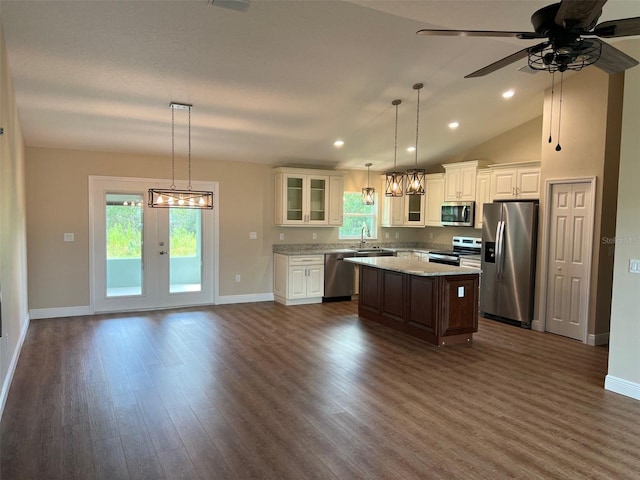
[273,242,447,256]
[344,256,481,276]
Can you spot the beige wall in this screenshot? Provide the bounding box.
[608,39,640,391]
[537,68,623,337]
[24,150,423,310]
[435,116,543,169]
[0,20,29,414]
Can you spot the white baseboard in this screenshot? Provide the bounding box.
[0,313,30,420]
[29,305,92,320]
[215,293,274,305]
[605,375,640,401]
[588,332,610,346]
[531,318,544,332]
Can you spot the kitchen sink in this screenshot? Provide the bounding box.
[354,248,395,257]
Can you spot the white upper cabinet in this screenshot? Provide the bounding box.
[425,173,445,227]
[274,167,344,226]
[490,162,541,200]
[443,161,488,201]
[380,175,426,227]
[380,174,404,227]
[328,175,344,225]
[475,171,492,229]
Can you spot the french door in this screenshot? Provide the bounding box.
[90,176,216,313]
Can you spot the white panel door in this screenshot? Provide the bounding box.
[546,182,592,340]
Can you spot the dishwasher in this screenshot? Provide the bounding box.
[323,251,356,301]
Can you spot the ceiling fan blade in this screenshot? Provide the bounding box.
[416,28,543,40]
[593,39,639,74]
[555,0,607,29]
[593,17,640,38]
[465,45,537,78]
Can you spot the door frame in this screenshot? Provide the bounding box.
[88,175,220,313]
[537,176,596,343]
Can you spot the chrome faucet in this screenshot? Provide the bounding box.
[360,223,370,248]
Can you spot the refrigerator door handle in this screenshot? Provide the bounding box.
[496,220,505,279]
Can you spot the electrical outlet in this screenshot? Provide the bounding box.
[429,232,434,240]
[312,232,317,240]
[279,233,285,240]
[64,233,74,242]
[395,232,400,239]
[385,232,389,239]
[235,275,241,282]
[630,259,640,274]
[249,232,257,240]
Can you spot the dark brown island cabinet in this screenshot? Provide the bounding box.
[346,257,480,346]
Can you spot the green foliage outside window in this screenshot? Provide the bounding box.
[339,192,378,239]
[106,206,199,258]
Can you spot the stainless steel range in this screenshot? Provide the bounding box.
[428,236,482,267]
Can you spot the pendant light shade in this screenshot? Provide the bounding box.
[406,83,425,195]
[385,99,404,197]
[149,102,214,209]
[362,163,375,205]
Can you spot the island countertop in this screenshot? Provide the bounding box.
[345,256,481,276]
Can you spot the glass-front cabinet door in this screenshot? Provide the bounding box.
[280,173,328,225]
[308,177,327,223]
[404,185,426,227]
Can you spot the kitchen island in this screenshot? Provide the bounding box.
[345,257,480,346]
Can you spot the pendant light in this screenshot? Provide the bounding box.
[406,83,425,195]
[148,102,214,209]
[362,163,375,205]
[385,99,404,197]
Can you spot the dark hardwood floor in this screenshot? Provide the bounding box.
[2,300,639,479]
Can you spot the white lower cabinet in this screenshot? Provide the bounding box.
[274,254,324,305]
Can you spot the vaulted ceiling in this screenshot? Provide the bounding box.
[2,0,639,171]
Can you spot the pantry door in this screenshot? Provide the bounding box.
[90,176,216,313]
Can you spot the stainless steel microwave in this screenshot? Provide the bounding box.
[441,201,475,227]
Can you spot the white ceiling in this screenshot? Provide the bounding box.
[2,0,640,172]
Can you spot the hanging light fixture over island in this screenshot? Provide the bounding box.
[406,83,425,196]
[385,99,403,197]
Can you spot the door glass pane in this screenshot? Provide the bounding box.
[309,178,325,221]
[287,177,303,221]
[169,209,202,293]
[106,193,143,297]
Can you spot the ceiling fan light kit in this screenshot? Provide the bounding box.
[416,0,640,77]
[149,102,214,210]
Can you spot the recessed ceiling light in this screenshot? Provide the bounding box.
[448,121,460,130]
[406,146,416,153]
[502,89,515,99]
[333,139,344,148]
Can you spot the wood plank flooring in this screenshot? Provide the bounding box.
[2,300,640,479]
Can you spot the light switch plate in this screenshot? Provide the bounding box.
[630,259,640,274]
[249,232,257,240]
[458,286,465,298]
[64,233,74,242]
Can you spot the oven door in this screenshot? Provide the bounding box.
[441,202,475,226]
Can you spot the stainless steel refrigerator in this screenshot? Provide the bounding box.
[480,201,538,327]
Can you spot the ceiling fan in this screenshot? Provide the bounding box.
[417,0,640,77]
